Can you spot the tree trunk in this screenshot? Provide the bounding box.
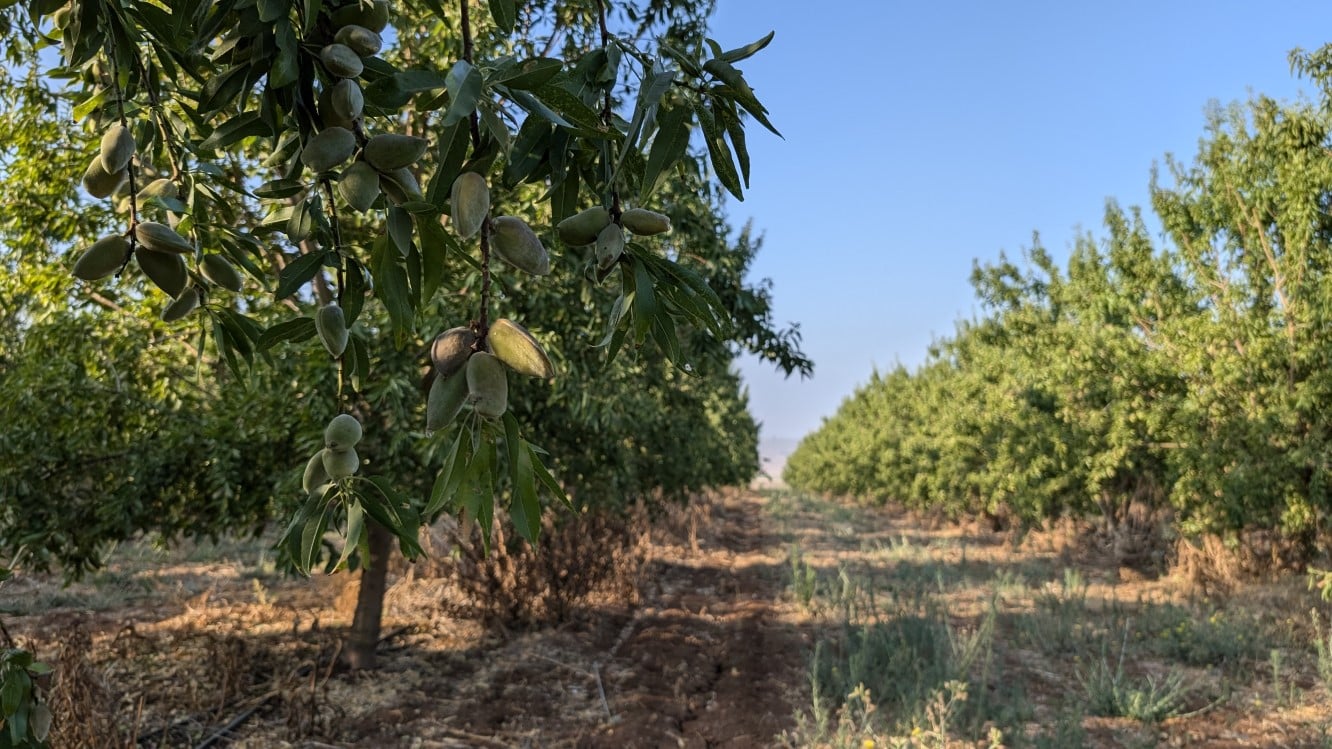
[345,520,393,669]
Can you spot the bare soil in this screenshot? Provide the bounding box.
[10,489,1332,747]
[4,491,809,748]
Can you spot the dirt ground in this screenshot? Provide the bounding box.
[11,489,1332,747]
[4,490,811,748]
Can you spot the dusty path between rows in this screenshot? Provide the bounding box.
[9,490,813,747]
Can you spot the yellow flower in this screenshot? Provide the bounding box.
[862,741,876,749]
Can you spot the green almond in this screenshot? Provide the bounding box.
[135,247,187,296]
[320,43,364,78]
[99,123,135,174]
[325,413,363,450]
[556,206,610,246]
[490,216,550,276]
[322,447,360,479]
[72,235,130,281]
[201,254,244,292]
[82,155,126,199]
[466,351,508,419]
[486,318,553,379]
[301,127,356,173]
[449,171,489,239]
[430,325,478,378]
[426,372,469,431]
[364,134,429,172]
[315,303,349,358]
[160,287,200,322]
[339,160,382,212]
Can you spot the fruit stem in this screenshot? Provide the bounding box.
[460,0,482,152]
[596,0,621,222]
[461,0,489,339]
[478,218,492,341]
[104,39,140,232]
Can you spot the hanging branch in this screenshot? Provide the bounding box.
[462,0,492,340]
[597,0,622,220]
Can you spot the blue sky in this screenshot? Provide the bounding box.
[706,1,1331,445]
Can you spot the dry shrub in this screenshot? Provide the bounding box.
[1016,503,1172,579]
[446,506,649,628]
[1173,528,1314,597]
[45,623,128,749]
[1173,534,1246,598]
[654,493,716,553]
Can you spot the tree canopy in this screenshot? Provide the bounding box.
[786,48,1332,559]
[0,2,810,717]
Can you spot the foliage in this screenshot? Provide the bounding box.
[0,0,809,583]
[786,43,1332,555]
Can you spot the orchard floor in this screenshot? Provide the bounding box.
[7,489,1332,747]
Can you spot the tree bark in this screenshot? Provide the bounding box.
[345,520,393,669]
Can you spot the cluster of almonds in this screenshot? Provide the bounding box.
[72,122,244,320]
[426,318,553,430]
[422,171,554,431]
[301,413,365,496]
[296,1,429,211]
[557,206,671,271]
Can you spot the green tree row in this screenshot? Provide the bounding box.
[0,0,810,705]
[787,45,1332,552]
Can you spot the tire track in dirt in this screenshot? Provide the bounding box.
[585,491,808,748]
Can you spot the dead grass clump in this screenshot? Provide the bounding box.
[45,623,129,749]
[446,507,648,628]
[1172,528,1314,597]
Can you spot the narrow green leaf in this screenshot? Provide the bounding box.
[527,442,570,508]
[511,441,540,543]
[415,213,455,304]
[720,30,775,63]
[371,237,415,333]
[713,98,750,187]
[394,69,449,93]
[199,111,270,151]
[253,177,306,199]
[506,87,572,129]
[640,105,690,201]
[425,121,472,208]
[443,59,483,127]
[387,205,413,256]
[533,81,607,133]
[487,0,516,33]
[694,101,743,200]
[632,259,656,343]
[336,499,364,570]
[489,57,562,90]
[0,671,23,717]
[269,18,299,87]
[342,257,367,325]
[275,249,327,299]
[257,316,316,351]
[286,197,313,242]
[426,429,468,518]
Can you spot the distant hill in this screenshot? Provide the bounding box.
[753,436,800,488]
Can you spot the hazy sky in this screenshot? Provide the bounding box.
[705,1,1330,444]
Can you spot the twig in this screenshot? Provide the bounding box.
[592,661,611,718]
[192,698,270,749]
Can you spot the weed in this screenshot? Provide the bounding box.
[1021,567,1091,654]
[795,552,1002,744]
[790,544,819,611]
[1311,610,1332,698]
[1270,648,1302,708]
[1137,602,1263,671]
[1077,622,1190,723]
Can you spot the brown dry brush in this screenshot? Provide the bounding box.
[446,506,650,628]
[45,624,129,749]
